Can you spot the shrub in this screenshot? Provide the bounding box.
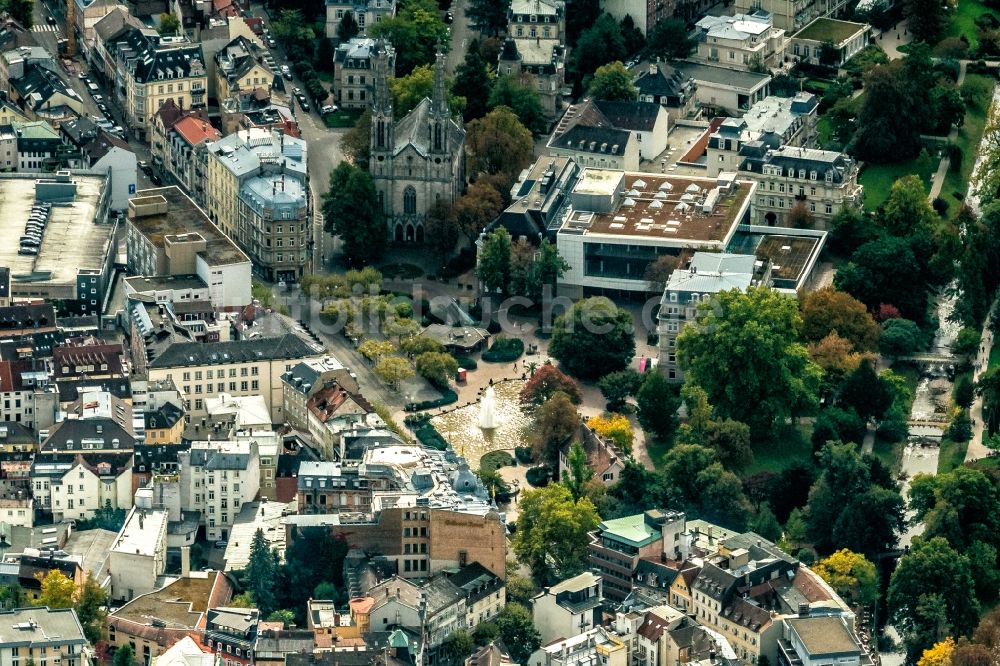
[525,466,551,487]
[412,422,449,450]
[932,197,950,216]
[482,336,525,362]
[481,451,515,474]
[515,447,534,465]
[456,356,478,370]
[405,389,459,411]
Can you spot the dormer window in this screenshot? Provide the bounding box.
[810,170,817,180]
[798,169,805,179]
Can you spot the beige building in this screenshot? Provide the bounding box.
[332,37,394,110]
[694,12,786,70]
[734,0,852,32]
[0,608,89,666]
[498,0,567,119]
[789,18,870,66]
[146,335,323,421]
[214,36,275,104]
[324,0,397,38]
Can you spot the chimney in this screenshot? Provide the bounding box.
[649,62,658,75]
[181,545,191,576]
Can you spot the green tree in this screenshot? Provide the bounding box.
[0,583,27,610]
[158,12,180,35]
[561,440,594,500]
[342,111,371,168]
[851,62,921,162]
[472,621,501,646]
[374,356,415,389]
[34,569,75,609]
[644,254,680,294]
[415,351,458,388]
[322,162,385,266]
[513,483,600,580]
[495,603,541,664]
[703,418,754,472]
[677,287,822,435]
[750,504,783,542]
[75,573,109,644]
[243,529,280,616]
[800,287,880,351]
[647,18,696,61]
[903,0,948,44]
[390,64,465,117]
[314,581,338,600]
[882,175,939,238]
[620,14,646,55]
[834,237,926,322]
[878,318,922,357]
[336,12,359,41]
[267,609,297,628]
[114,644,135,666]
[660,444,753,529]
[838,359,895,421]
[464,0,510,35]
[520,364,583,407]
[453,181,504,244]
[587,61,638,101]
[477,227,512,295]
[889,537,980,660]
[571,14,627,84]
[467,106,534,180]
[813,549,879,607]
[488,75,546,134]
[974,109,1000,209]
[549,297,635,379]
[442,630,474,665]
[454,40,494,121]
[636,371,680,442]
[598,369,643,411]
[531,391,580,465]
[369,0,449,75]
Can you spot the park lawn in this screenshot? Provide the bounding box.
[646,437,671,468]
[938,437,970,473]
[745,424,813,475]
[324,109,362,128]
[989,342,1000,371]
[946,0,1000,49]
[872,439,905,475]
[943,74,996,203]
[816,116,834,149]
[859,158,935,209]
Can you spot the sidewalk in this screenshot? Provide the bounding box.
[966,302,997,461]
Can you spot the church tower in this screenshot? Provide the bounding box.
[370,39,394,171]
[428,44,449,155]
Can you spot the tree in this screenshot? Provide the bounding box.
[838,359,895,421]
[882,175,939,238]
[918,638,956,666]
[494,603,541,664]
[0,583,26,611]
[677,287,822,435]
[454,40,494,121]
[342,111,371,168]
[788,201,815,229]
[975,107,1000,208]
[531,391,580,465]
[0,0,31,27]
[851,62,921,162]
[415,351,458,388]
[313,581,338,600]
[598,369,643,411]
[452,181,504,244]
[565,0,601,44]
[647,18,696,61]
[322,162,385,266]
[477,227,512,294]
[829,207,878,256]
[390,64,465,117]
[374,356,415,389]
[114,644,135,666]
[834,237,926,322]
[703,418,753,471]
[464,0,510,35]
[644,254,679,294]
[588,413,633,453]
[813,549,879,607]
[472,621,501,646]
[750,504,783,542]
[243,529,280,616]
[337,12,359,41]
[889,537,980,660]
[636,371,680,442]
[442,630,474,665]
[73,573,108,644]
[488,75,546,134]
[467,107,534,180]
[520,364,583,407]
[800,287,880,351]
[34,569,75,609]
[400,336,443,356]
[358,339,396,363]
[904,0,948,44]
[369,0,449,75]
[660,444,753,529]
[620,14,646,55]
[158,12,180,35]
[588,62,639,101]
[879,318,922,357]
[562,440,594,500]
[549,297,635,379]
[512,483,600,580]
[572,14,627,84]
[808,333,865,387]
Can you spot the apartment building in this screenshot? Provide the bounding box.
[694,12,786,70]
[214,36,275,103]
[788,18,869,62]
[734,0,851,32]
[177,438,261,541]
[527,626,628,666]
[448,562,505,631]
[125,187,252,309]
[532,572,604,644]
[296,461,392,514]
[589,510,688,601]
[498,0,567,119]
[30,451,134,521]
[332,38,393,110]
[0,607,89,666]
[161,114,222,207]
[324,0,397,38]
[109,506,169,601]
[205,128,310,282]
[0,358,59,431]
[634,61,699,121]
[205,607,260,666]
[368,575,466,663]
[280,356,359,431]
[146,335,323,421]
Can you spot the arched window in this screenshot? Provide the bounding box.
[403,186,417,215]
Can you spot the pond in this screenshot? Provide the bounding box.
[430,380,530,469]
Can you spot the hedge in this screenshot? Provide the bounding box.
[515,447,534,465]
[413,423,449,450]
[456,356,478,370]
[482,337,524,363]
[481,451,514,474]
[405,388,458,412]
[526,466,551,487]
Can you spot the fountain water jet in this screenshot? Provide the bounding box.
[479,386,498,429]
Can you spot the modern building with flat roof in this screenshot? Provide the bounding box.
[555,169,756,299]
[0,173,115,315]
[125,187,252,310]
[109,506,169,602]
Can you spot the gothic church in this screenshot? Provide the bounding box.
[370,42,466,243]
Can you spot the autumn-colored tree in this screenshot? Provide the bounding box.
[918,638,956,666]
[587,413,633,453]
[467,106,534,182]
[358,339,396,363]
[34,569,75,609]
[531,392,580,466]
[808,332,867,383]
[644,254,680,294]
[813,549,879,608]
[374,356,415,389]
[788,202,815,229]
[452,181,504,244]
[520,364,582,407]
[800,287,880,352]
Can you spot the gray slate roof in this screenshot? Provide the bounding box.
[148,334,320,369]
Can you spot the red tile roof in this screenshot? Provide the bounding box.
[173,116,221,146]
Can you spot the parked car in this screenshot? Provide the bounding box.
[266,37,277,47]
[139,161,151,175]
[283,71,293,81]
[47,15,57,25]
[78,71,87,80]
[321,104,337,115]
[445,11,453,22]
[299,100,310,112]
[150,173,162,186]
[214,540,228,549]
[98,103,108,113]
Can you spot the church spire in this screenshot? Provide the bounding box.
[432,42,448,117]
[373,39,392,114]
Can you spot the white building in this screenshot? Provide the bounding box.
[177,438,260,542]
[675,61,772,115]
[694,12,786,70]
[532,572,604,645]
[109,506,168,602]
[82,132,138,211]
[0,496,33,528]
[31,452,134,522]
[151,636,216,666]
